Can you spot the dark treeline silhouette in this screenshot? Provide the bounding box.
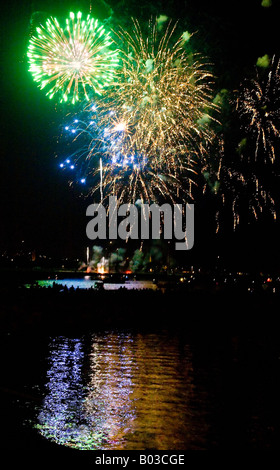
[0,282,279,339]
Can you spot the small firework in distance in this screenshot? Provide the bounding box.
[27,11,119,104]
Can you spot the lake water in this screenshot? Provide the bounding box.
[1,326,279,450]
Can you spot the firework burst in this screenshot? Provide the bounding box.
[27,11,119,104]
[106,19,217,165]
[58,19,218,206]
[69,20,217,203]
[237,56,280,163]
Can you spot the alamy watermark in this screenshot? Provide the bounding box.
[86,196,194,251]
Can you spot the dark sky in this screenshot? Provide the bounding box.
[0,0,279,269]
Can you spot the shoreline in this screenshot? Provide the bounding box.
[0,282,279,337]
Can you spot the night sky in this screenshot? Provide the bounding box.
[0,0,280,270]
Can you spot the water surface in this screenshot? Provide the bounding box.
[1,328,279,450]
[35,333,198,450]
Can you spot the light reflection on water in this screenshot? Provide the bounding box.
[26,278,158,291]
[35,333,198,450]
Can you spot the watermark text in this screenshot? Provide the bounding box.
[86,197,194,251]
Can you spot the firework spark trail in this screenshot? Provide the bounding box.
[216,164,276,230]
[27,12,119,103]
[201,136,277,232]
